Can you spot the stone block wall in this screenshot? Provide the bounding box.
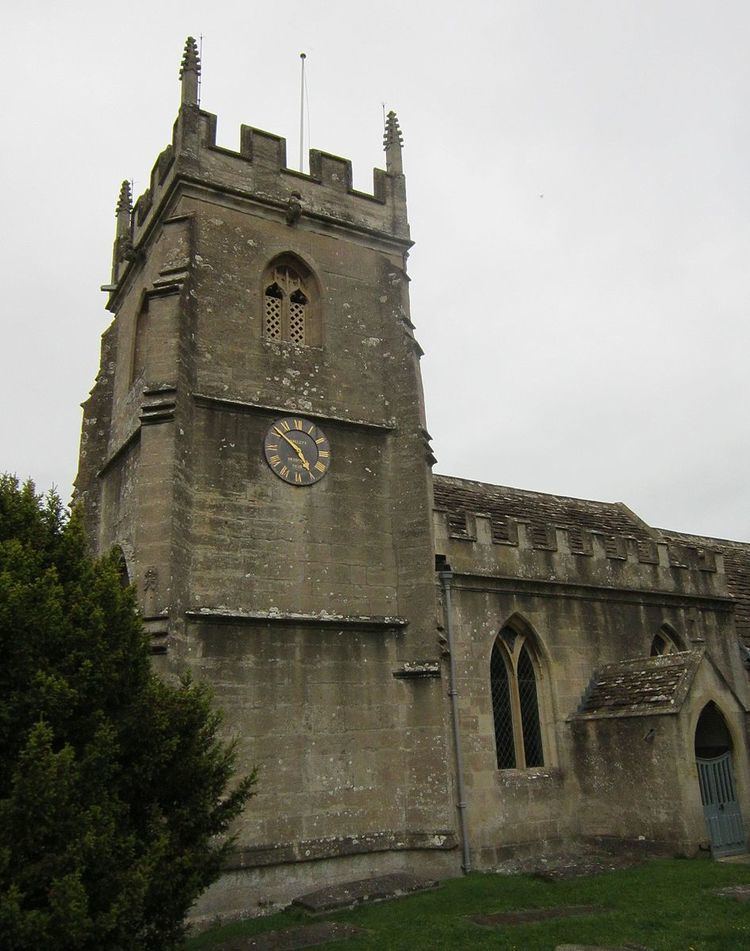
[434,510,742,866]
[76,66,457,918]
[185,617,452,853]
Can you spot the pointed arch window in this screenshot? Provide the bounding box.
[491,627,545,770]
[262,258,319,346]
[650,624,683,657]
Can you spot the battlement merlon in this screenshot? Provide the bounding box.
[433,510,730,601]
[107,40,410,298]
[117,120,410,294]
[136,109,408,238]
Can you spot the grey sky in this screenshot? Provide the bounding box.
[2,0,748,540]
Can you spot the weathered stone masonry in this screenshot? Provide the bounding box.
[77,38,750,919]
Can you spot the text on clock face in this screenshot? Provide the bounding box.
[263,417,331,485]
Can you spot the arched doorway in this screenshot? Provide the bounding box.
[695,702,745,856]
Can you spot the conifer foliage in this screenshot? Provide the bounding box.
[0,476,255,950]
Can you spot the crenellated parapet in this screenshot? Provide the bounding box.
[129,110,408,242]
[433,509,730,600]
[106,38,408,304]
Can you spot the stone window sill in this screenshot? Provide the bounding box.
[495,766,562,785]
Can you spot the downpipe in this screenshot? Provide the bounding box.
[439,565,472,873]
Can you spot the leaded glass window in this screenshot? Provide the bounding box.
[517,645,544,767]
[491,643,515,769]
[491,627,545,770]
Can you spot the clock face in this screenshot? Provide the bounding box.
[263,416,331,485]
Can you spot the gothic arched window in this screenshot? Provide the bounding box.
[491,626,545,770]
[650,624,683,657]
[262,257,320,346]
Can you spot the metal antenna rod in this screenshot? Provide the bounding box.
[299,53,307,172]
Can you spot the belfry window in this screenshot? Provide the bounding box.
[289,289,307,345]
[491,627,545,770]
[262,259,318,346]
[264,283,283,340]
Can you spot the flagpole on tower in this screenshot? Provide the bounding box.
[299,53,307,172]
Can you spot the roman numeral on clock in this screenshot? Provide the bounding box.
[264,417,330,486]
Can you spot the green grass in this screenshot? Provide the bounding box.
[185,857,750,950]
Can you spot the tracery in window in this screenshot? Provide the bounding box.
[262,256,320,346]
[650,624,683,657]
[491,625,545,770]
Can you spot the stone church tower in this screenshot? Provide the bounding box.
[78,36,750,921]
[76,38,457,912]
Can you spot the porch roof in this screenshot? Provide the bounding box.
[574,650,703,719]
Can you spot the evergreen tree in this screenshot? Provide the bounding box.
[0,476,255,950]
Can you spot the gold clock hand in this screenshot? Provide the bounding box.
[273,427,299,450]
[274,428,312,471]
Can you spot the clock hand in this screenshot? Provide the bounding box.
[291,447,312,473]
[274,428,312,471]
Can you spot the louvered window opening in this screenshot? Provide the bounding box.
[263,265,309,345]
[289,292,307,345]
[491,644,515,769]
[491,631,545,770]
[264,285,282,340]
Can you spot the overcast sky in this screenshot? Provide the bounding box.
[2,1,749,541]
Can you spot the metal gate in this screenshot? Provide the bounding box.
[696,753,746,857]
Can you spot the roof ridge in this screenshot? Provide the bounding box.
[596,650,701,671]
[660,526,750,548]
[433,472,623,510]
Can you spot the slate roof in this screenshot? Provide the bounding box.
[433,474,750,640]
[433,474,656,547]
[575,651,703,719]
[660,529,750,642]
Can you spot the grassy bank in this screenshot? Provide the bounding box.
[186,857,750,950]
